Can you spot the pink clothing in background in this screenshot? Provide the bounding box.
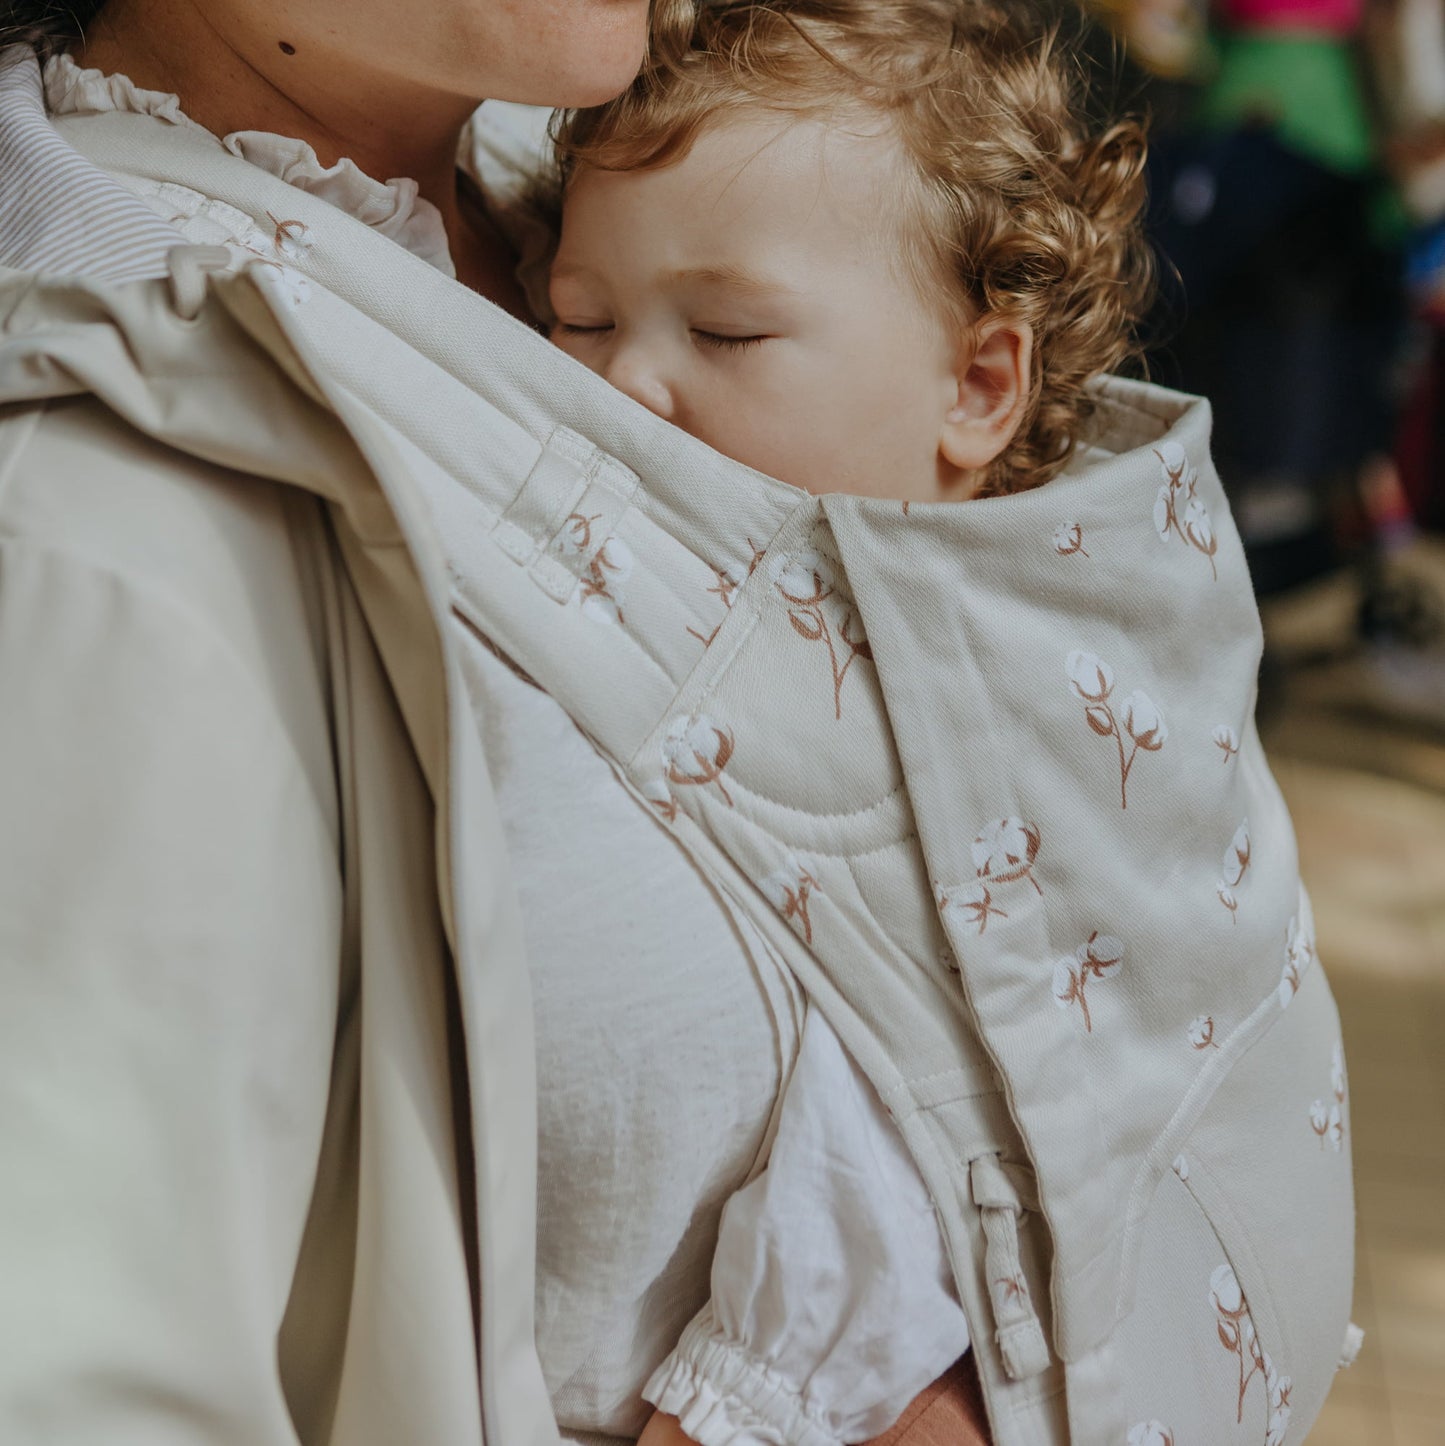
[1218,0,1362,36]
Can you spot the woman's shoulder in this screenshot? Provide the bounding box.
[0,387,338,731]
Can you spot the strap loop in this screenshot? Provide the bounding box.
[166,244,232,321]
[970,1154,1051,1380]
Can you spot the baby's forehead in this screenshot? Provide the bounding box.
[666,108,905,206]
[562,109,924,277]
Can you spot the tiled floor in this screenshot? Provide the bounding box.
[1257,542,1445,1443]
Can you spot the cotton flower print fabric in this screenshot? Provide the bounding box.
[932,818,1044,954]
[686,563,746,649]
[1065,650,1168,809]
[773,548,873,721]
[761,854,823,945]
[1280,910,1316,1008]
[1155,440,1220,580]
[639,776,679,823]
[1210,1264,1293,1444]
[255,262,313,310]
[936,881,1007,940]
[556,512,635,626]
[662,714,737,807]
[1188,1014,1220,1050]
[971,818,1044,896]
[1052,931,1125,1033]
[687,542,766,650]
[1128,1422,1175,1446]
[1053,521,1089,558]
[1309,1041,1349,1152]
[1217,820,1253,922]
[126,173,324,298]
[266,210,314,262]
[1214,724,1242,763]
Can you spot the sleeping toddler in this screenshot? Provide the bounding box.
[541,1,1155,1441]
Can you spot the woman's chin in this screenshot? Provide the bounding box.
[479,3,652,109]
[506,57,648,110]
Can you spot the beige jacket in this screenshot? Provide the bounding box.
[0,56,1357,1446]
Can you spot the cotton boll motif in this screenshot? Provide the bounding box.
[1053,521,1089,558]
[266,212,314,261]
[1213,723,1241,762]
[1309,1041,1349,1151]
[1121,691,1168,751]
[1052,931,1124,1033]
[1128,1423,1174,1446]
[1265,1357,1294,1446]
[555,511,637,626]
[1065,651,1167,808]
[1216,820,1252,922]
[773,547,870,720]
[1221,821,1252,887]
[662,714,736,806]
[640,776,678,824]
[971,818,1043,896]
[937,881,1007,939]
[1188,1015,1219,1050]
[1279,911,1315,1008]
[761,854,822,945]
[1209,1263,1290,1437]
[1066,649,1115,704]
[687,558,754,650]
[1154,442,1219,580]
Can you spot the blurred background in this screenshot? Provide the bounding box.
[1085,0,1445,1433]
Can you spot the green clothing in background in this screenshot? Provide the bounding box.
[1200,32,1375,174]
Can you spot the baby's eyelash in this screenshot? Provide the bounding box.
[556,322,613,337]
[692,330,768,352]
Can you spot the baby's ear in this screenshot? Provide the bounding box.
[938,317,1034,475]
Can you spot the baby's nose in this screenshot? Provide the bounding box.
[605,351,674,420]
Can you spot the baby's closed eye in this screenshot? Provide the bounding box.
[690,329,770,351]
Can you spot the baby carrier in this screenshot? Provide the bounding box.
[0,54,1359,1445]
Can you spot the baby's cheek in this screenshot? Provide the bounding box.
[698,403,822,491]
[698,364,852,491]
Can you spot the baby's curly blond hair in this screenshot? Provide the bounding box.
[556,0,1155,496]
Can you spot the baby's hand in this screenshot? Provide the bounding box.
[637,1411,700,1446]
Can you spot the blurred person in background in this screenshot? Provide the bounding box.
[1135,0,1407,597]
[1370,0,1445,533]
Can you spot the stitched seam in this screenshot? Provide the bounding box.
[1109,973,1298,1311]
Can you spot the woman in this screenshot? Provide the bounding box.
[0,2,1357,1444]
[0,2,989,1442]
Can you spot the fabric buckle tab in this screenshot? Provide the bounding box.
[969,1153,1051,1381]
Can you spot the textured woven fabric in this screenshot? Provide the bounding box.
[0,50,1358,1446]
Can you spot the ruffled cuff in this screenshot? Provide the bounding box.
[643,1305,842,1446]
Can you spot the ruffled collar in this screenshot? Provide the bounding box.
[43,51,456,275]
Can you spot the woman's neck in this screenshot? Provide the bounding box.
[76,0,530,311]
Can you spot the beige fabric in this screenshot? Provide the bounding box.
[0,75,1357,1446]
[0,264,555,1444]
